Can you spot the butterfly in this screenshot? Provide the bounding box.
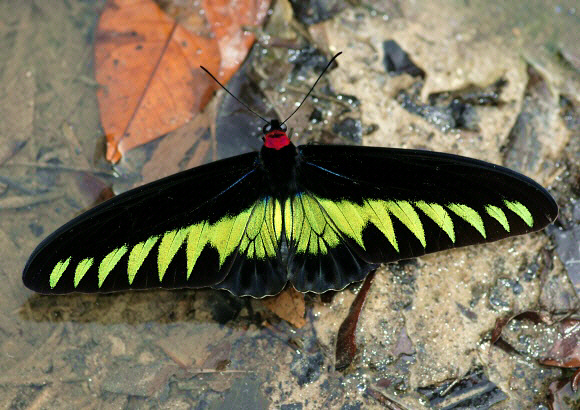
[23,53,558,298]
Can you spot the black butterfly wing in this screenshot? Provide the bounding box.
[22,152,286,297]
[288,145,558,293]
[24,143,558,298]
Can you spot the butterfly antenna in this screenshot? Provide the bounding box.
[200,66,270,125]
[282,51,342,126]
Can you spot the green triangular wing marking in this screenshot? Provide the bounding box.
[314,197,365,248]
[385,200,426,247]
[415,201,455,243]
[366,199,398,251]
[504,200,533,227]
[222,210,253,264]
[50,257,71,289]
[74,257,94,288]
[128,236,159,285]
[99,246,128,287]
[186,222,207,279]
[485,205,510,232]
[447,203,485,238]
[158,228,189,281]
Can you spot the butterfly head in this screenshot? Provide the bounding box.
[263,119,291,150]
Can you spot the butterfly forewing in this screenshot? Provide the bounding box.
[23,153,270,294]
[286,145,558,292]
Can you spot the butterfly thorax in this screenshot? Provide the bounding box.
[260,140,299,199]
[258,120,299,199]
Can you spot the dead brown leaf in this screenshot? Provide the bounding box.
[262,287,306,328]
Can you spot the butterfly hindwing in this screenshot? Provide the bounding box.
[22,153,277,294]
[287,145,558,292]
[213,196,288,297]
[284,192,379,292]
